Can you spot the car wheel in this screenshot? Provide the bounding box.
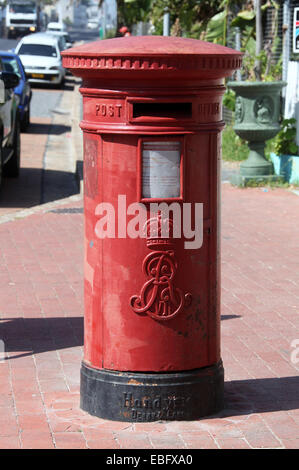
[4,118,21,178]
[21,106,30,132]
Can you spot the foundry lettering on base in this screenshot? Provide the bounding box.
[123,392,191,421]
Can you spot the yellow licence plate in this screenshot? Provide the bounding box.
[31,73,44,78]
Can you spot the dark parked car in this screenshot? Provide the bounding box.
[0,61,21,187]
[0,51,32,131]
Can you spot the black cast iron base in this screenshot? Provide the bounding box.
[80,361,224,422]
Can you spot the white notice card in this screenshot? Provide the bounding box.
[142,141,181,199]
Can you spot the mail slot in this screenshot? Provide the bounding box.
[62,36,242,422]
[132,101,193,120]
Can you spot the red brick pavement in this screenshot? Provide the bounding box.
[0,184,298,449]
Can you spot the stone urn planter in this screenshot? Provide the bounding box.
[228,81,286,185]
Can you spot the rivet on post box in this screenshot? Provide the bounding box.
[62,36,242,422]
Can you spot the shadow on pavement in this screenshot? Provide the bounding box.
[221,376,299,415]
[0,317,83,359]
[2,316,299,415]
[28,122,71,136]
[0,167,79,209]
[61,81,76,92]
[221,314,242,320]
[1,316,298,415]
[30,79,75,92]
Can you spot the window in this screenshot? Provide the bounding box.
[57,37,66,51]
[2,58,21,77]
[18,44,57,57]
[10,3,35,14]
[141,141,182,200]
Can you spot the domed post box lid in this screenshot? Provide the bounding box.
[61,36,242,82]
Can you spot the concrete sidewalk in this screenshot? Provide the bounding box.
[0,183,298,449]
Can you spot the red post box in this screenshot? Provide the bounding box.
[62,36,242,421]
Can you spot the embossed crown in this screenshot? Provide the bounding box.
[144,212,175,250]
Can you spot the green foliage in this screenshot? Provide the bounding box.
[273,119,299,156]
[244,177,289,188]
[200,2,238,45]
[116,0,251,42]
[105,28,117,39]
[236,1,282,81]
[116,0,282,85]
[149,0,200,36]
[222,125,249,162]
[117,0,152,29]
[239,19,283,82]
[63,17,73,27]
[231,9,255,26]
[242,47,282,81]
[223,89,236,112]
[145,0,245,38]
[189,22,205,39]
[204,11,227,44]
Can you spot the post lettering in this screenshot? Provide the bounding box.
[95,103,122,118]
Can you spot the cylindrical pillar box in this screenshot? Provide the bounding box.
[62,36,242,422]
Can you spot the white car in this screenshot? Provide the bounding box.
[87,20,99,30]
[45,30,73,49]
[46,22,65,32]
[15,32,66,87]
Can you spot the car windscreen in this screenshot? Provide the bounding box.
[18,44,57,57]
[2,57,21,77]
[10,4,35,13]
